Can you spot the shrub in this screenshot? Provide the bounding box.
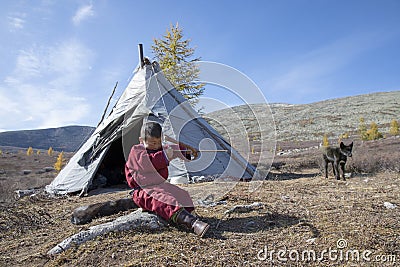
[54,152,65,172]
[389,119,399,136]
[48,147,53,156]
[348,150,399,173]
[366,122,383,140]
[339,132,349,139]
[322,134,329,147]
[346,138,400,173]
[26,147,34,156]
[358,117,368,140]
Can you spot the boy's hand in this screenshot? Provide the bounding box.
[182,145,198,160]
[188,147,198,159]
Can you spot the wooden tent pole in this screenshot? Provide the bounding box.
[138,44,144,68]
[97,81,118,127]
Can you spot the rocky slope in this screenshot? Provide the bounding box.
[207,91,399,142]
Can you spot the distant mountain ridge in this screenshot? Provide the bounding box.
[0,125,95,152]
[207,91,400,141]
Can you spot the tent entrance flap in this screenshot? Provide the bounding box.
[91,138,127,187]
[91,120,143,189]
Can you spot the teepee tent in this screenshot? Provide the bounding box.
[46,48,258,196]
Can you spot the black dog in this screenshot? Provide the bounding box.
[322,142,353,180]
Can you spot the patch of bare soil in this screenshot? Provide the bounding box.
[0,141,399,266]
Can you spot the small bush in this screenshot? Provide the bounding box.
[358,117,368,140]
[54,152,65,172]
[339,132,349,140]
[389,119,399,136]
[322,134,329,147]
[359,118,383,141]
[26,147,34,156]
[365,122,383,140]
[348,152,400,173]
[347,139,400,173]
[48,147,54,156]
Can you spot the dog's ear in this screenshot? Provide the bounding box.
[340,142,344,148]
[349,142,353,147]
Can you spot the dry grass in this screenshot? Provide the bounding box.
[347,138,400,173]
[0,153,58,203]
[270,136,400,177]
[1,173,399,266]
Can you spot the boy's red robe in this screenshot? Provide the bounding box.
[125,144,194,220]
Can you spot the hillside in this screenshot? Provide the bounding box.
[0,126,94,152]
[207,91,400,142]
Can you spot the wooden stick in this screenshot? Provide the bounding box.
[173,149,228,152]
[97,81,118,127]
[138,43,144,67]
[164,136,227,152]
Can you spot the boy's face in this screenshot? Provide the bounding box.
[140,136,162,150]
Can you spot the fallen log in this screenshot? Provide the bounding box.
[48,209,166,255]
[71,198,138,225]
[15,188,42,198]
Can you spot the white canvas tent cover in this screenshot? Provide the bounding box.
[46,60,257,195]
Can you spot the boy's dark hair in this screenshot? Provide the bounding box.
[141,122,162,140]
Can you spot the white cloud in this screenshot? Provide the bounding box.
[37,90,90,129]
[72,4,95,25]
[0,40,94,131]
[14,49,42,79]
[0,91,20,116]
[7,13,26,31]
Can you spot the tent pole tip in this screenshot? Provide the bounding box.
[138,44,144,68]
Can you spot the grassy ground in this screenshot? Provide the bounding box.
[0,138,399,266]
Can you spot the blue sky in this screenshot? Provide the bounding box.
[1,0,399,131]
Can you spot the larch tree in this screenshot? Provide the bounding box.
[152,23,205,105]
[322,134,329,147]
[389,119,399,136]
[366,122,383,140]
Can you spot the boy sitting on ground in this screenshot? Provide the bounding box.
[125,121,209,237]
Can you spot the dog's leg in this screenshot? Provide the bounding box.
[340,162,346,181]
[324,159,329,178]
[334,160,340,180]
[331,161,336,179]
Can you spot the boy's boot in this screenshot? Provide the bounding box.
[175,209,210,237]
